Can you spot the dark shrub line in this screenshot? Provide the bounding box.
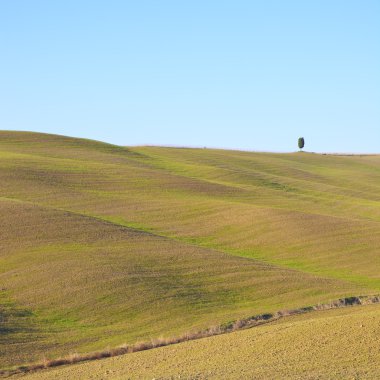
[1,295,379,377]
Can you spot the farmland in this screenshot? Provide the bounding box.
[1,131,380,374]
[17,302,380,379]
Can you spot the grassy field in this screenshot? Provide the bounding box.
[16,303,380,379]
[1,131,380,371]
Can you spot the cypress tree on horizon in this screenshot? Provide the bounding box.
[298,137,305,150]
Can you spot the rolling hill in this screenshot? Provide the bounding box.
[1,131,380,373]
[16,302,380,379]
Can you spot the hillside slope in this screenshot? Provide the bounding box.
[17,303,380,380]
[1,131,380,369]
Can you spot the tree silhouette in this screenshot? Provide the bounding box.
[298,137,305,150]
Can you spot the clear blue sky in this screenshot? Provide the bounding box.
[0,1,379,152]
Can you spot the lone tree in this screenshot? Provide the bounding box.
[298,137,305,150]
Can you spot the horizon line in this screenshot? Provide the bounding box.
[1,129,379,156]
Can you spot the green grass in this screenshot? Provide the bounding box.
[1,131,380,369]
[17,303,380,379]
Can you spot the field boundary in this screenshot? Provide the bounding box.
[1,294,380,378]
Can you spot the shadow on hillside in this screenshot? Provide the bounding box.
[0,304,35,338]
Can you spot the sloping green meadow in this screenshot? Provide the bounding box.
[1,131,380,369]
[18,303,380,380]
